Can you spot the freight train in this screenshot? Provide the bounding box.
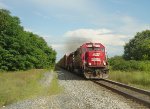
[57,42,109,79]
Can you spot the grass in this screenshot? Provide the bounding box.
[38,71,63,96]
[44,72,63,96]
[0,69,62,107]
[109,70,150,90]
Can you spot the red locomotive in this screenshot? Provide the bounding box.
[58,42,109,79]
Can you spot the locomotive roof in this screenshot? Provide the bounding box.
[81,42,105,48]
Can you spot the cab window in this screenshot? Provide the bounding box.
[87,47,105,52]
[87,47,93,51]
[94,47,100,51]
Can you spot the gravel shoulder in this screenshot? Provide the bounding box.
[57,68,148,109]
[2,69,148,109]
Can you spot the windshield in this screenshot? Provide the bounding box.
[87,47,104,52]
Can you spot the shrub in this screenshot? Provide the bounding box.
[109,56,150,71]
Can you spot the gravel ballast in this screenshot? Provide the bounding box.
[57,69,147,109]
[2,69,148,109]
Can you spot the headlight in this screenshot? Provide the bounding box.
[89,63,91,65]
[103,61,106,65]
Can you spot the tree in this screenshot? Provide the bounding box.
[124,30,150,60]
[0,9,56,71]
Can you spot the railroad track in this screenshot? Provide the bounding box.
[58,67,150,108]
[93,79,150,108]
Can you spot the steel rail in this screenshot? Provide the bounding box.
[93,79,150,108]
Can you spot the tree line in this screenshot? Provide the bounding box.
[0,9,56,71]
[109,30,150,71]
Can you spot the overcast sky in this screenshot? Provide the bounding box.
[0,0,150,61]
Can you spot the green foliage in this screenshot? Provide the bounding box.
[0,9,56,71]
[109,56,150,71]
[124,30,150,60]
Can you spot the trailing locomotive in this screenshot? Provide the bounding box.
[58,42,109,79]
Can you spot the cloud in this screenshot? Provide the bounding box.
[65,28,128,46]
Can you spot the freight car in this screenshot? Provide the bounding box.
[58,42,109,79]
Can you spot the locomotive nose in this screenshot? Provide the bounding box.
[85,51,105,67]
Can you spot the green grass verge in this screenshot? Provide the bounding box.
[43,72,63,96]
[109,70,150,90]
[0,69,62,107]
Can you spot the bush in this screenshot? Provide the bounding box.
[109,56,150,71]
